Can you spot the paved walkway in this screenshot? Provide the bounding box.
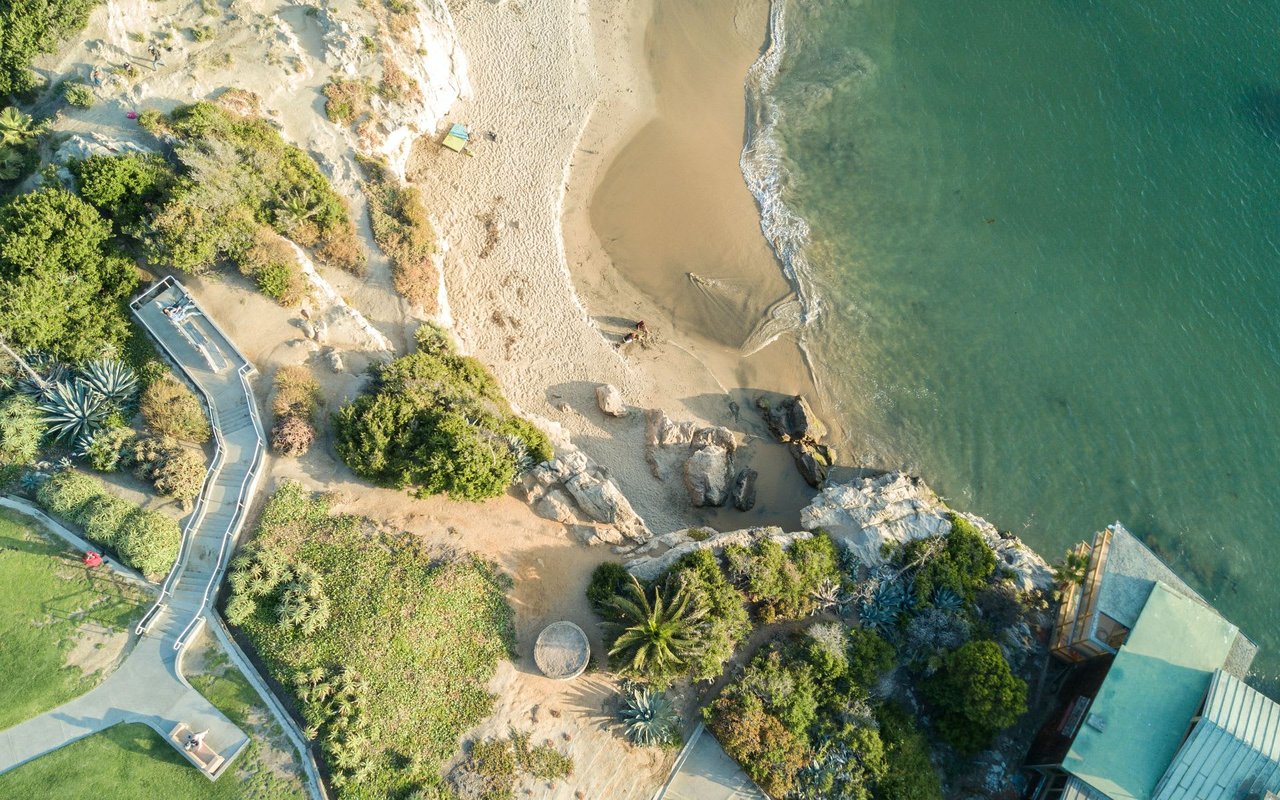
[0,278,267,780]
[658,724,768,800]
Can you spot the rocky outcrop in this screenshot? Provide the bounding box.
[801,471,1054,593]
[520,445,650,544]
[684,445,730,507]
[595,384,627,417]
[731,468,758,511]
[625,526,812,582]
[757,395,835,487]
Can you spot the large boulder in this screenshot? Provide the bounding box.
[645,410,697,447]
[800,472,951,566]
[731,468,758,511]
[684,445,730,507]
[790,441,834,488]
[759,395,826,443]
[595,384,627,417]
[691,426,737,453]
[565,472,628,524]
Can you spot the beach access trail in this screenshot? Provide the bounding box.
[0,278,267,781]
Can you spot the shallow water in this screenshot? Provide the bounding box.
[763,0,1280,676]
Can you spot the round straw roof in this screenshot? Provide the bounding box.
[534,621,590,680]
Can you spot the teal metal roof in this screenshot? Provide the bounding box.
[1063,582,1240,800]
[1152,670,1280,800]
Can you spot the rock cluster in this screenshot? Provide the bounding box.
[624,526,813,581]
[757,395,835,487]
[644,410,750,510]
[521,447,650,546]
[800,471,1054,593]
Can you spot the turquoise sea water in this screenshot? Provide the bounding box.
[759,1,1280,676]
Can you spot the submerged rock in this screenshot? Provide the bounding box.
[731,468,758,511]
[684,445,730,507]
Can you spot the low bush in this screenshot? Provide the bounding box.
[875,703,943,800]
[141,375,209,442]
[323,78,371,124]
[921,639,1026,755]
[71,153,175,232]
[707,688,810,799]
[361,157,437,310]
[272,365,320,420]
[723,534,841,623]
[334,327,551,501]
[448,730,573,800]
[0,394,43,465]
[667,548,750,682]
[0,0,97,96]
[586,561,632,618]
[236,227,306,305]
[61,81,94,108]
[35,469,180,577]
[85,426,135,472]
[897,514,996,607]
[271,415,315,457]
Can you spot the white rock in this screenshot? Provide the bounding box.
[595,384,627,417]
[684,445,730,507]
[625,526,809,581]
[800,472,951,566]
[533,489,579,525]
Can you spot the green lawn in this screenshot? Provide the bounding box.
[0,507,147,729]
[228,482,517,798]
[0,723,286,800]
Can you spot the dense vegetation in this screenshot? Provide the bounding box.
[334,325,551,501]
[224,482,516,797]
[0,187,137,360]
[35,469,180,578]
[141,101,363,277]
[0,0,99,97]
[448,730,573,800]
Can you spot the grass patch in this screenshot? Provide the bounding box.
[0,723,299,800]
[227,483,516,797]
[0,508,146,730]
[360,157,437,311]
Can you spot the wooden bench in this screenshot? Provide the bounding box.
[169,722,225,775]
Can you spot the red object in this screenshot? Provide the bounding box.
[126,111,138,120]
[83,552,103,568]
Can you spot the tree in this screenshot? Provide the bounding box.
[901,515,997,606]
[921,639,1027,754]
[707,692,809,798]
[0,393,41,465]
[875,703,943,800]
[0,188,137,360]
[0,0,99,96]
[70,153,174,231]
[606,575,707,688]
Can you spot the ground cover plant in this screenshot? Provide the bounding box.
[448,729,573,800]
[224,482,516,798]
[36,468,181,577]
[141,100,364,276]
[360,156,437,310]
[334,324,551,501]
[0,507,146,729]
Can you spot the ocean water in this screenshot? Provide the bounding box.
[751,1,1280,676]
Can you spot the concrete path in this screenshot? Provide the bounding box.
[657,724,768,800]
[0,278,267,780]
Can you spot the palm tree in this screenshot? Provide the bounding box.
[0,147,25,180]
[0,107,45,147]
[606,575,707,684]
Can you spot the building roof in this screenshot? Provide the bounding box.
[1095,524,1204,628]
[1064,582,1241,800]
[1064,776,1111,800]
[1152,670,1280,800]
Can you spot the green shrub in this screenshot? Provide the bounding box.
[706,690,809,799]
[236,226,305,305]
[921,639,1026,754]
[668,548,749,682]
[586,561,631,618]
[78,493,134,550]
[723,534,841,623]
[875,703,943,800]
[900,514,997,606]
[113,508,180,578]
[334,341,550,501]
[0,0,98,96]
[140,376,209,442]
[60,81,94,108]
[36,470,102,522]
[845,627,895,689]
[272,365,320,420]
[0,188,138,360]
[85,426,135,472]
[0,394,43,465]
[70,153,174,231]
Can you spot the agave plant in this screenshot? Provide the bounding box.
[37,379,109,448]
[858,578,907,636]
[932,586,964,613]
[10,352,67,399]
[618,685,678,746]
[80,359,139,406]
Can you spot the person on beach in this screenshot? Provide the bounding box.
[148,43,163,70]
[91,66,103,87]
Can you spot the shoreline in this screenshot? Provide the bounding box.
[410,0,824,533]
